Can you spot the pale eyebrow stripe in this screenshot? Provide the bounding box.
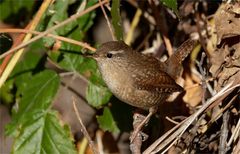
[109,50,124,55]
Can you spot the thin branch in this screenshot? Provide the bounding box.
[79,137,88,154]
[195,12,208,54]
[0,0,109,60]
[209,94,237,124]
[165,116,180,125]
[0,29,96,52]
[144,82,240,154]
[161,137,179,154]
[233,137,240,154]
[143,118,187,154]
[98,0,116,41]
[96,130,104,154]
[0,28,28,76]
[72,97,99,154]
[126,0,156,26]
[227,116,240,146]
[196,52,207,104]
[0,0,52,88]
[125,8,142,45]
[48,57,90,84]
[219,111,230,154]
[163,35,173,56]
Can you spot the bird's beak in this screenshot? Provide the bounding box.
[84,52,98,60]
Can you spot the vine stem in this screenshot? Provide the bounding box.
[0,0,53,88]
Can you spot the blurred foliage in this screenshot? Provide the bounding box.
[0,0,34,20]
[1,40,45,105]
[6,70,76,153]
[0,33,13,54]
[160,0,179,18]
[0,0,34,25]
[0,79,14,104]
[97,107,120,133]
[111,0,123,40]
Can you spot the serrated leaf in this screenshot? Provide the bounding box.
[2,42,44,105]
[12,111,76,154]
[111,0,123,40]
[97,107,120,133]
[55,28,84,71]
[10,48,44,95]
[47,0,97,71]
[6,70,60,136]
[86,82,112,108]
[160,0,179,18]
[45,0,111,108]
[5,70,76,153]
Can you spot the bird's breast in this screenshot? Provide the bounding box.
[98,61,132,94]
[97,60,170,109]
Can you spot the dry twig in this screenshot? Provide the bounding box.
[219,111,230,154]
[72,97,99,154]
[0,29,96,52]
[0,0,109,60]
[144,82,240,154]
[98,0,116,41]
[0,0,52,88]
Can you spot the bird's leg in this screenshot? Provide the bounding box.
[130,113,148,154]
[130,106,158,143]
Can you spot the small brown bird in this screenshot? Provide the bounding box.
[91,39,197,141]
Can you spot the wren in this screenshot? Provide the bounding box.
[91,39,197,141]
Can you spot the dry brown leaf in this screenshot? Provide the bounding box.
[183,74,203,107]
[214,3,240,44]
[209,2,240,91]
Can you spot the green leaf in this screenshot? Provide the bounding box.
[38,0,77,47]
[6,70,60,136]
[160,0,179,18]
[86,82,112,108]
[2,41,45,105]
[111,0,123,40]
[12,111,76,154]
[53,28,85,71]
[0,0,34,20]
[10,48,44,96]
[5,70,76,153]
[0,79,14,104]
[79,57,106,86]
[46,0,97,72]
[45,0,112,108]
[77,0,97,32]
[80,58,112,108]
[97,107,120,133]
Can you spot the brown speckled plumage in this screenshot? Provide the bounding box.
[92,41,197,109]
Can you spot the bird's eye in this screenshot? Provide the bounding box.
[106,53,113,58]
